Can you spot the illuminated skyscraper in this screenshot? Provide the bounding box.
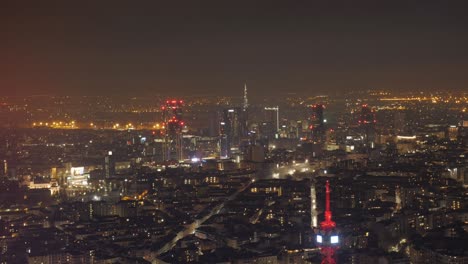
[243,83,249,111]
[359,104,376,125]
[242,83,250,144]
[104,151,115,178]
[221,108,243,157]
[358,104,376,147]
[162,100,184,161]
[447,125,458,141]
[219,120,229,158]
[309,104,326,143]
[264,106,280,135]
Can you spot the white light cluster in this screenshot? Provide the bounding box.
[316,235,322,243]
[331,235,339,244]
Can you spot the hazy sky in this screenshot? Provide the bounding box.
[1,0,467,97]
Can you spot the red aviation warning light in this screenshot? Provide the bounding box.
[359,104,376,125]
[162,99,185,161]
[163,100,184,128]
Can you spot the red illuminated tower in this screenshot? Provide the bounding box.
[162,100,185,161]
[315,180,339,264]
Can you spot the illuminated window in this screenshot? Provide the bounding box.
[331,235,339,244]
[316,235,323,243]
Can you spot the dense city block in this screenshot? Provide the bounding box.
[0,90,467,263]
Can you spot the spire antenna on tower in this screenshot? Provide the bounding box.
[316,180,339,264]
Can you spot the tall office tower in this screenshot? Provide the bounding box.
[243,83,249,111]
[241,83,249,142]
[162,100,184,161]
[221,108,244,157]
[315,181,339,264]
[447,125,458,141]
[207,111,220,137]
[358,104,377,147]
[219,120,230,158]
[359,104,376,125]
[310,180,318,229]
[219,84,250,158]
[264,106,280,138]
[309,104,326,143]
[104,151,115,178]
[259,121,276,142]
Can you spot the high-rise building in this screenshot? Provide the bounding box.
[447,125,458,141]
[259,122,276,142]
[162,100,184,161]
[221,108,246,157]
[359,104,377,147]
[104,151,115,178]
[242,83,250,143]
[309,104,326,143]
[219,120,229,158]
[359,104,375,125]
[244,145,265,162]
[243,83,249,111]
[219,84,249,158]
[264,106,279,139]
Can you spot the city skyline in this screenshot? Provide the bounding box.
[0,2,467,263]
[0,88,467,263]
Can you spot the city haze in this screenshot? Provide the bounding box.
[1,0,468,97]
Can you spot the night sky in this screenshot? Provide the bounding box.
[1,1,467,97]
